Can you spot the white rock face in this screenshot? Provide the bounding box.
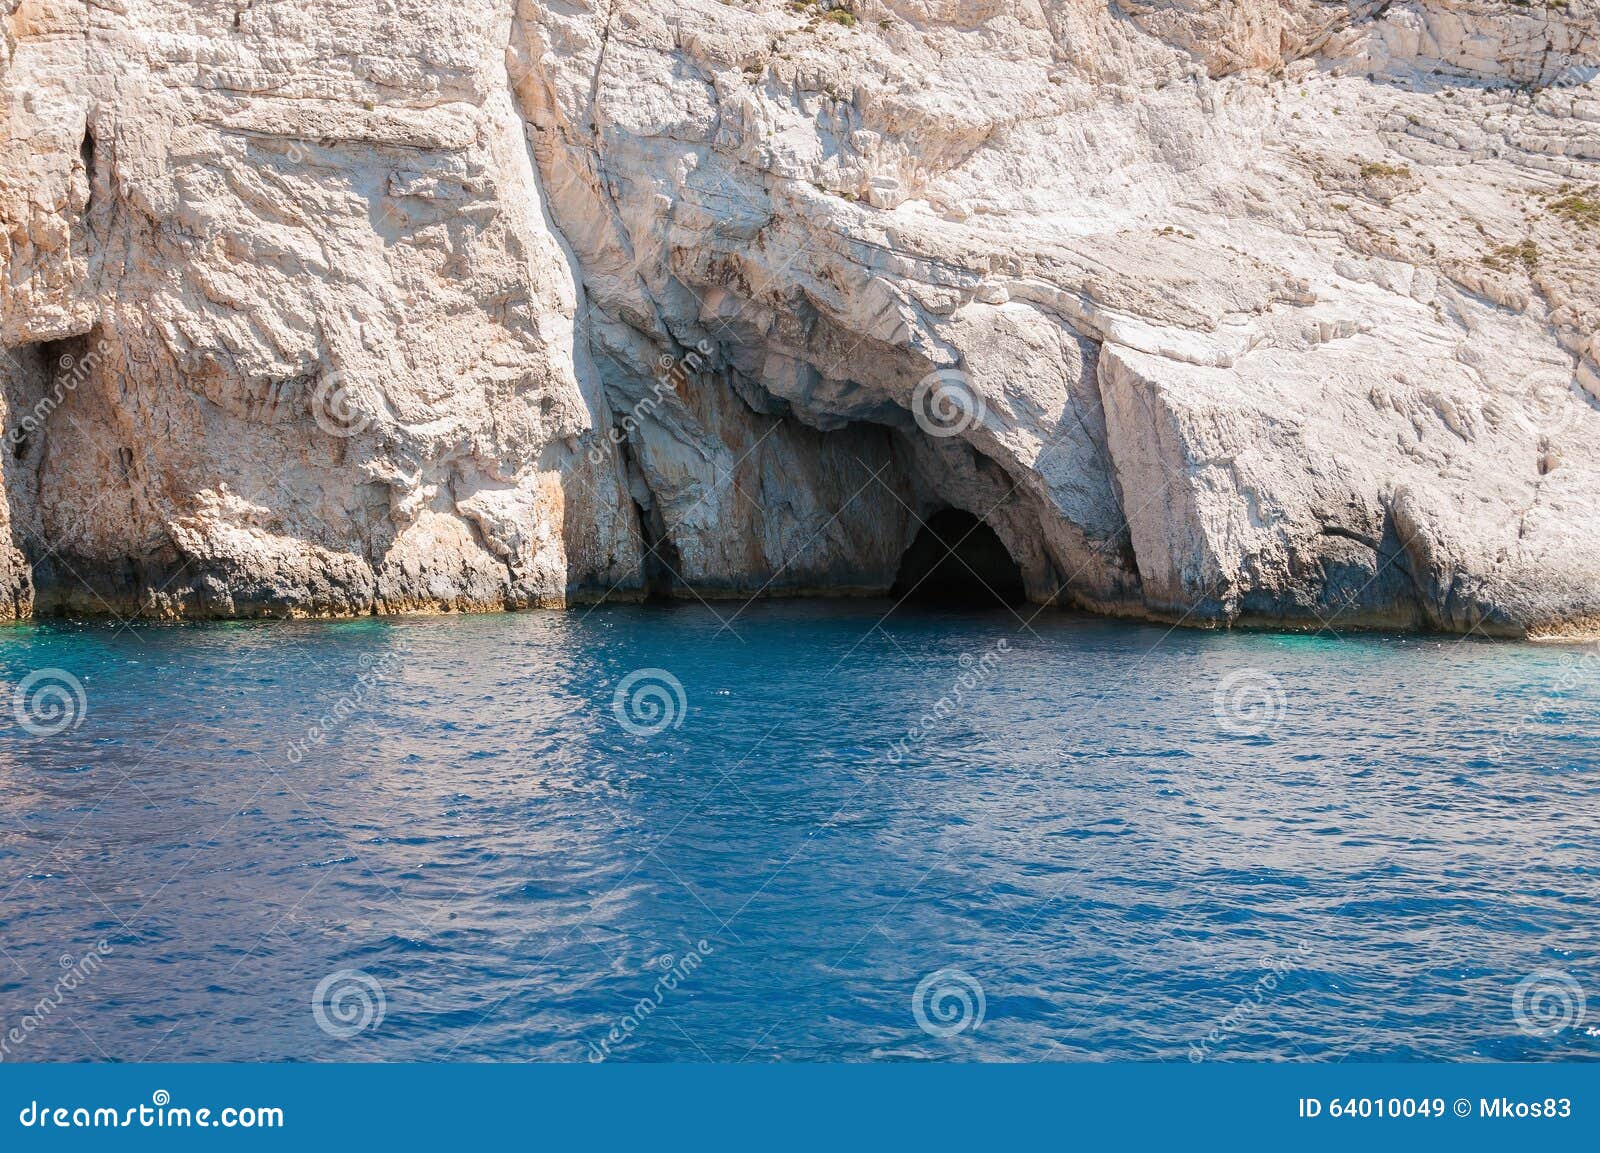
[2,0,1598,635]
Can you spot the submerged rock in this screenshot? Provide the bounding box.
[1,0,1597,635]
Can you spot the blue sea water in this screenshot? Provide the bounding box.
[0,602,1595,1063]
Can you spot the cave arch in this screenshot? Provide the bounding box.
[891,508,1025,608]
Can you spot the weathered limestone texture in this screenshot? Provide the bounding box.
[1,0,1597,636]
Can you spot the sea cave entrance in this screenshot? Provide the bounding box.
[891,508,1025,608]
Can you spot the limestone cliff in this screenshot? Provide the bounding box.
[2,0,1597,636]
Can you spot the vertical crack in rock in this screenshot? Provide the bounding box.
[0,341,49,619]
[633,493,680,602]
[78,125,94,215]
[614,434,680,601]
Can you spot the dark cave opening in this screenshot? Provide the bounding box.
[634,497,682,602]
[891,508,1025,609]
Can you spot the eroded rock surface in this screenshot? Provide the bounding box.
[2,0,1598,636]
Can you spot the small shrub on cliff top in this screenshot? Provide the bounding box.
[1483,239,1540,272]
[1548,186,1600,229]
[789,0,857,26]
[1359,161,1413,181]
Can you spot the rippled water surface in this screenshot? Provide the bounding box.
[0,603,1596,1062]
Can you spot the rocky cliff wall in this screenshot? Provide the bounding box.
[2,0,1597,636]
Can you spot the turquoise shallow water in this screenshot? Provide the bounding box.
[0,602,1595,1062]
